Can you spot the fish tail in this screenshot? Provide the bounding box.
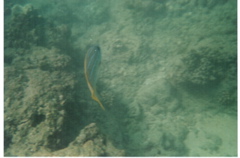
[97,100,105,111]
[92,94,105,110]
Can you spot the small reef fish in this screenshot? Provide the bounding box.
[84,45,105,110]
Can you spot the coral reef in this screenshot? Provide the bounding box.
[126,0,167,18]
[125,0,228,19]
[172,47,236,86]
[5,4,45,48]
[4,4,124,156]
[217,89,237,106]
[32,123,125,156]
[4,4,72,49]
[4,48,80,155]
[4,0,237,157]
[100,90,115,107]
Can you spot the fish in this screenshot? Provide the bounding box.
[84,45,105,110]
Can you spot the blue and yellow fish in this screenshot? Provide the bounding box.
[84,45,105,110]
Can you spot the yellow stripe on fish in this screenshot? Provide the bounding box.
[84,45,105,110]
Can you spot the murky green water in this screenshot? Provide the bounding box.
[4,0,237,156]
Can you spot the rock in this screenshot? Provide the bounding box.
[171,47,236,87]
[5,4,72,49]
[32,123,125,156]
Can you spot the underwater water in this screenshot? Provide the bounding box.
[4,0,237,156]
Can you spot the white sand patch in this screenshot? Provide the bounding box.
[185,113,237,156]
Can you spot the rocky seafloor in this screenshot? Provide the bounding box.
[4,3,124,156]
[4,0,237,156]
